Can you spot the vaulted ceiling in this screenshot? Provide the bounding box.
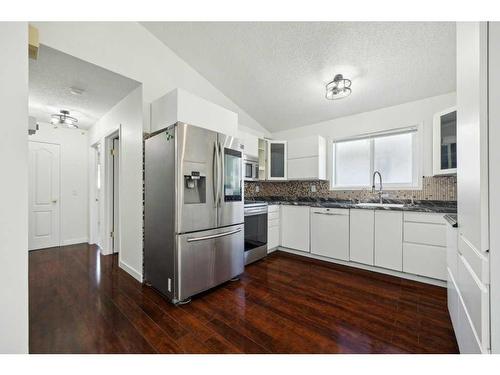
[142,22,456,132]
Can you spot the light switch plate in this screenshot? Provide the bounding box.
[311,185,317,193]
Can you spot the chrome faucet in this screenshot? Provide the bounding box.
[372,171,383,204]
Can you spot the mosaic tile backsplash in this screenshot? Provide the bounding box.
[245,175,457,201]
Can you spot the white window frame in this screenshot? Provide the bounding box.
[329,125,423,191]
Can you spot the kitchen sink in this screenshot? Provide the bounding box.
[355,202,405,208]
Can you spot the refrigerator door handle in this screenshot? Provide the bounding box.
[218,142,223,207]
[213,141,219,207]
[186,228,242,242]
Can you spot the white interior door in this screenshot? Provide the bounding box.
[112,137,120,253]
[28,141,60,250]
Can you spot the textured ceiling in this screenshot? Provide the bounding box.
[29,45,140,129]
[142,22,456,132]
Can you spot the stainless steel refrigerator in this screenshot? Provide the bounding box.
[144,122,244,304]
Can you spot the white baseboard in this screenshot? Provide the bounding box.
[119,259,143,283]
[100,247,113,256]
[60,237,89,246]
[276,247,447,288]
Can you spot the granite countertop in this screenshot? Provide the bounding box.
[245,196,457,214]
[444,214,458,227]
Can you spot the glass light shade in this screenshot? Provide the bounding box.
[326,74,352,100]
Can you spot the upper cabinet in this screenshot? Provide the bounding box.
[237,129,259,159]
[268,140,287,180]
[258,138,267,181]
[433,106,457,175]
[287,135,326,180]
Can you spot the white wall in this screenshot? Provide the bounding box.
[29,123,89,246]
[0,22,29,353]
[89,87,143,282]
[31,22,271,137]
[271,92,456,177]
[151,88,238,136]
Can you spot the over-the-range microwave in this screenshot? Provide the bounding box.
[244,156,259,181]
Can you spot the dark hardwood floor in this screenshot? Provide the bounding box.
[29,243,459,353]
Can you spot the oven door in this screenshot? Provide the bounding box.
[244,210,268,264]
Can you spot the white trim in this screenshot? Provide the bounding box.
[332,125,418,143]
[119,259,142,282]
[276,247,447,287]
[60,238,89,246]
[104,133,117,255]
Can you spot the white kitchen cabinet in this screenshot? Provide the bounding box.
[448,268,483,353]
[402,212,447,280]
[374,211,403,271]
[404,222,447,247]
[457,253,490,348]
[403,242,447,280]
[349,209,374,265]
[237,130,259,159]
[287,135,326,180]
[258,138,267,181]
[446,220,459,288]
[267,140,287,180]
[267,205,280,252]
[280,205,309,252]
[310,207,349,261]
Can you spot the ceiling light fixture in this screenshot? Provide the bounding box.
[51,110,79,128]
[325,74,352,100]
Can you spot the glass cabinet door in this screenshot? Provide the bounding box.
[433,107,457,175]
[268,141,287,180]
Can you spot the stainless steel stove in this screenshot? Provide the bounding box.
[244,201,268,265]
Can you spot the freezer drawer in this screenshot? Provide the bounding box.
[176,224,244,302]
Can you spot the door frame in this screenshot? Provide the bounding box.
[89,126,121,257]
[111,136,120,254]
[28,140,61,251]
[89,143,102,247]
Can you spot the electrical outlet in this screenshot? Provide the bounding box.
[310,185,317,193]
[255,185,260,193]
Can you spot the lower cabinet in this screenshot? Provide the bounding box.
[268,226,280,251]
[403,212,447,280]
[403,242,447,280]
[280,205,310,252]
[268,205,280,252]
[310,207,349,261]
[273,205,452,287]
[447,225,490,354]
[374,211,403,271]
[349,209,374,265]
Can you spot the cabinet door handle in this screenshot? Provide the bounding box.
[313,212,347,216]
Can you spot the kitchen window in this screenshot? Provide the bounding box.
[331,127,420,190]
